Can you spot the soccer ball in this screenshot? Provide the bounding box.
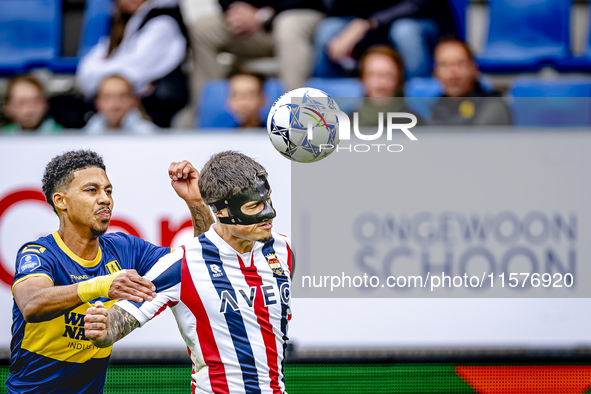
[267,87,341,163]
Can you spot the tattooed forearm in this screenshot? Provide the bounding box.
[110,305,140,342]
[90,305,140,348]
[189,203,215,236]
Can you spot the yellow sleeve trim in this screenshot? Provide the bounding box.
[52,231,102,267]
[170,247,175,252]
[21,245,46,254]
[12,273,54,293]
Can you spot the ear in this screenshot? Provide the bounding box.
[53,192,67,213]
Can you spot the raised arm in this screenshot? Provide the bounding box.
[169,160,215,236]
[84,302,140,348]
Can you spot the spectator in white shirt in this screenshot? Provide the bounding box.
[77,0,189,127]
[85,75,157,134]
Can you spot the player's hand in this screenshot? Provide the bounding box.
[108,269,156,303]
[84,301,109,342]
[169,160,204,206]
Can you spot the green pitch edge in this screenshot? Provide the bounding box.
[2,363,591,393]
[285,364,475,394]
[1,364,473,393]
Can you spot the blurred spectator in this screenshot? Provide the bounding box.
[1,76,63,134]
[85,75,157,133]
[354,45,419,127]
[77,0,189,127]
[213,73,266,128]
[428,38,513,126]
[191,0,324,93]
[313,0,456,80]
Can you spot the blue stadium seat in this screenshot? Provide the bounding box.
[404,78,445,119]
[0,0,62,74]
[447,0,467,41]
[51,0,114,73]
[405,77,444,98]
[78,0,114,58]
[405,77,494,97]
[197,79,286,128]
[404,77,494,119]
[554,5,591,71]
[476,0,570,73]
[508,77,591,126]
[303,78,364,114]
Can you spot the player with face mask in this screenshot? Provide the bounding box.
[85,151,294,394]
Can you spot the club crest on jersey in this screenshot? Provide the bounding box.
[265,253,284,276]
[105,260,122,274]
[19,254,41,273]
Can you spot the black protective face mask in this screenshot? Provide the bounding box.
[210,176,276,225]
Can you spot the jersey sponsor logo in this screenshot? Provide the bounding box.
[18,254,41,273]
[62,311,89,341]
[265,253,284,276]
[20,301,114,363]
[210,264,224,278]
[70,274,89,281]
[66,341,96,351]
[21,245,46,254]
[280,282,290,303]
[219,284,290,313]
[105,260,122,274]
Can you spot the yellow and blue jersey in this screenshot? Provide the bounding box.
[7,231,172,394]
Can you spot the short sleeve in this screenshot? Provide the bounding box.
[287,241,295,277]
[116,248,183,326]
[275,233,295,276]
[12,244,56,292]
[110,233,173,276]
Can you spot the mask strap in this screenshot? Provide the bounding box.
[210,199,229,213]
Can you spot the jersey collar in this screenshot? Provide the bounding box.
[52,231,103,268]
[205,224,262,261]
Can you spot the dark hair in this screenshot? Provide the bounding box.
[229,72,266,93]
[359,45,405,94]
[6,76,45,103]
[198,151,268,205]
[434,38,475,62]
[42,150,106,214]
[107,4,133,56]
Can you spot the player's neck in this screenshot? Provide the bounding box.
[214,224,255,254]
[57,223,100,261]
